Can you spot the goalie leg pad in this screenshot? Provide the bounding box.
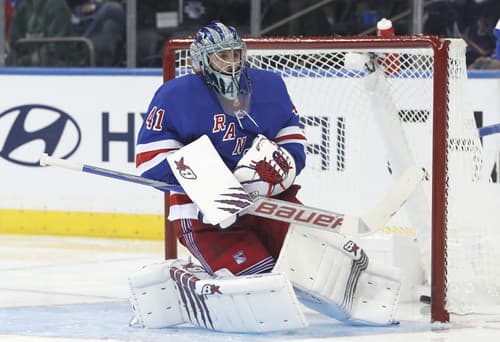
[129,259,308,332]
[128,259,187,328]
[274,225,401,326]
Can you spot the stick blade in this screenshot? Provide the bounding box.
[340,218,374,236]
[362,165,424,232]
[337,215,375,236]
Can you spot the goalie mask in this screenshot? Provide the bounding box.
[190,21,248,102]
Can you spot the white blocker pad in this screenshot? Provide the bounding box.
[166,135,253,226]
[128,259,307,333]
[274,225,401,326]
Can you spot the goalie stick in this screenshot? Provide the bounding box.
[39,152,422,236]
[39,153,184,193]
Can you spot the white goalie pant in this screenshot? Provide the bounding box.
[274,225,401,325]
[128,259,307,333]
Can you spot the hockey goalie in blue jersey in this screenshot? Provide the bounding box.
[131,21,401,332]
[136,20,306,276]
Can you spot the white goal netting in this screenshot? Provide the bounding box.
[166,37,500,318]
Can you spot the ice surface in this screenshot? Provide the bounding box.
[1,235,499,342]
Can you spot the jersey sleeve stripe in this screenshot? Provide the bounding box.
[277,138,306,146]
[275,133,306,142]
[136,152,172,175]
[136,139,183,154]
[275,126,306,141]
[275,134,307,147]
[136,148,178,167]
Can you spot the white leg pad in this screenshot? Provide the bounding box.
[128,259,308,332]
[274,225,401,325]
[128,259,186,328]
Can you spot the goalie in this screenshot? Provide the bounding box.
[132,21,401,333]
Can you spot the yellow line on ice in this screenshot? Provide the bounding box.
[0,209,164,240]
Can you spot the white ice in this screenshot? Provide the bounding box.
[1,234,499,342]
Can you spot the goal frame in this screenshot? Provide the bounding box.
[161,35,451,323]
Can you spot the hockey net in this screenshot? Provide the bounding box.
[162,36,500,322]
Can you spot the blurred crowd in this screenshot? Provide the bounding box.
[2,0,499,68]
[4,0,126,66]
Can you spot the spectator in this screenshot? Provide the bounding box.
[462,0,499,66]
[68,0,126,66]
[4,1,15,41]
[465,15,497,66]
[7,0,75,66]
[469,17,500,69]
[135,0,173,67]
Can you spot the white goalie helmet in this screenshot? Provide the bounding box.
[190,21,247,101]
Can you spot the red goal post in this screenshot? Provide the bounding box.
[161,36,495,323]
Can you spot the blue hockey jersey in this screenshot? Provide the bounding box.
[136,67,306,186]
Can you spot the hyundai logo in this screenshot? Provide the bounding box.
[0,104,81,167]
